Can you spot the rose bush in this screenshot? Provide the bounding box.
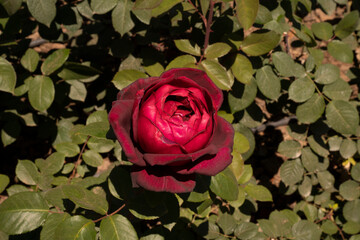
[109,68,234,193]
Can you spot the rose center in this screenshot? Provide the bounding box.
[164,95,194,122]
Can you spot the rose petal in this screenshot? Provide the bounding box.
[143,153,191,166]
[131,166,196,193]
[141,116,233,170]
[118,76,159,101]
[176,116,234,175]
[137,113,184,154]
[109,99,146,166]
[161,68,223,111]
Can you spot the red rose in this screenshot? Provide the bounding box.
[109,68,234,193]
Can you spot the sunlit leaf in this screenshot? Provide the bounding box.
[0,192,49,235]
[0,57,16,94]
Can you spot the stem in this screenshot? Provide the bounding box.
[68,135,90,183]
[93,204,126,223]
[187,0,207,27]
[199,0,215,63]
[306,73,331,102]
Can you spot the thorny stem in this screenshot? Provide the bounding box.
[187,0,207,27]
[199,0,215,63]
[68,135,90,183]
[93,203,126,223]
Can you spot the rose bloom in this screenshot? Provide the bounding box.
[109,68,234,193]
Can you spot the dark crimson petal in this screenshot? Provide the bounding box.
[143,153,191,166]
[176,116,234,175]
[160,68,223,111]
[109,99,146,166]
[131,166,196,193]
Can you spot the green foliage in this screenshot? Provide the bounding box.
[0,0,360,239]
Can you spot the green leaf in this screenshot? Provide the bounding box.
[255,65,281,100]
[87,137,114,153]
[343,199,360,224]
[278,140,302,159]
[55,215,96,240]
[311,22,333,40]
[28,75,55,112]
[321,220,338,235]
[217,213,237,235]
[343,221,360,235]
[314,64,339,85]
[27,0,56,27]
[0,192,49,235]
[296,94,325,124]
[237,165,253,184]
[143,62,164,77]
[36,152,65,175]
[165,55,197,71]
[15,160,39,185]
[317,171,335,190]
[82,150,103,167]
[228,78,257,112]
[0,57,16,94]
[151,0,182,17]
[351,164,360,182]
[334,11,359,39]
[307,135,329,157]
[340,138,357,159]
[54,142,80,158]
[41,49,70,76]
[318,0,336,15]
[0,0,22,15]
[40,213,70,240]
[233,132,250,154]
[245,183,273,202]
[236,0,259,30]
[76,122,110,139]
[201,59,234,90]
[57,62,101,81]
[62,185,108,214]
[210,168,239,201]
[174,39,201,56]
[289,77,315,103]
[339,180,360,201]
[323,79,352,101]
[234,222,259,239]
[298,176,312,198]
[6,184,29,196]
[258,219,280,238]
[0,174,10,194]
[100,214,138,240]
[21,49,40,72]
[272,52,306,78]
[205,42,231,59]
[325,100,359,135]
[91,0,118,14]
[328,135,343,151]
[68,80,87,102]
[87,110,109,125]
[231,54,254,84]
[328,40,353,63]
[133,0,162,9]
[112,69,147,90]
[301,147,319,172]
[280,159,304,186]
[241,31,280,56]
[292,220,322,240]
[112,0,135,36]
